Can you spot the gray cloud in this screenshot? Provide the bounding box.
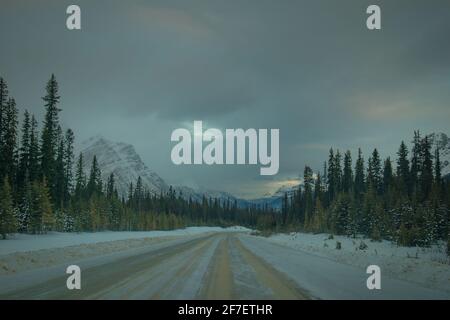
[1,0,449,198]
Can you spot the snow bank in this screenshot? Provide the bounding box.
[0,226,250,256]
[259,232,450,294]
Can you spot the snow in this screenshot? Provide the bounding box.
[0,226,250,256]
[249,231,450,295]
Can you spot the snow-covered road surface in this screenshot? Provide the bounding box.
[0,232,448,299]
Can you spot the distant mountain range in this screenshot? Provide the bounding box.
[77,135,286,210]
[77,132,450,211]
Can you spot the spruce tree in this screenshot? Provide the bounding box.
[410,131,421,196]
[106,173,115,199]
[367,149,382,194]
[0,78,9,180]
[303,166,314,226]
[64,129,75,202]
[40,74,61,199]
[75,153,86,199]
[396,141,410,196]
[18,110,31,195]
[419,136,433,200]
[342,150,353,194]
[28,116,40,182]
[2,98,18,184]
[354,148,365,200]
[39,179,55,233]
[87,155,102,196]
[327,148,336,202]
[382,157,393,195]
[434,147,442,191]
[0,177,17,239]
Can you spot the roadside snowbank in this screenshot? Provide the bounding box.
[0,226,250,256]
[260,232,450,293]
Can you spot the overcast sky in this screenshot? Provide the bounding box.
[1,0,449,198]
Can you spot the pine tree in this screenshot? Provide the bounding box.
[327,148,336,202]
[367,149,382,194]
[0,78,9,180]
[382,157,393,195]
[106,173,115,199]
[334,150,342,194]
[54,127,66,207]
[342,150,353,194]
[18,177,32,233]
[434,147,442,191]
[419,136,433,200]
[0,177,17,239]
[410,131,421,196]
[28,116,40,182]
[18,110,31,195]
[396,141,410,196]
[354,148,365,200]
[40,74,61,199]
[64,130,75,197]
[75,153,86,199]
[303,166,314,226]
[87,155,102,196]
[2,98,18,184]
[39,179,55,233]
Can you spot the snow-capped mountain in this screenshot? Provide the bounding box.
[247,184,299,211]
[78,136,169,197]
[77,136,243,205]
[427,132,450,177]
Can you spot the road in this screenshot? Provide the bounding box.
[0,232,447,299]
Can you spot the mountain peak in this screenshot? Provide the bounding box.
[78,136,168,197]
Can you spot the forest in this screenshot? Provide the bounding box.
[0,75,449,256]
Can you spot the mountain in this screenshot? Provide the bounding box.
[427,132,450,177]
[77,136,245,205]
[247,184,299,211]
[78,136,169,197]
[77,136,305,210]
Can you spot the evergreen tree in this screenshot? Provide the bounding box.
[39,179,55,233]
[87,155,102,196]
[354,148,365,200]
[75,153,86,199]
[327,148,336,202]
[367,149,382,194]
[396,141,410,196]
[434,147,442,190]
[40,74,61,199]
[410,131,421,196]
[0,78,9,179]
[419,136,433,200]
[2,98,18,184]
[0,177,17,239]
[342,150,353,194]
[18,110,31,194]
[64,129,75,202]
[28,116,40,182]
[382,157,393,195]
[303,166,314,226]
[54,127,66,207]
[106,173,116,199]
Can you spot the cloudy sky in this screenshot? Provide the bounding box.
[1,0,449,198]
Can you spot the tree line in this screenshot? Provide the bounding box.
[272,132,450,252]
[0,75,272,239]
[1,75,449,255]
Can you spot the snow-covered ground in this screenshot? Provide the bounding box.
[256,232,450,294]
[0,226,250,256]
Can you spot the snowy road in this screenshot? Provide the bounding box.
[0,232,448,299]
